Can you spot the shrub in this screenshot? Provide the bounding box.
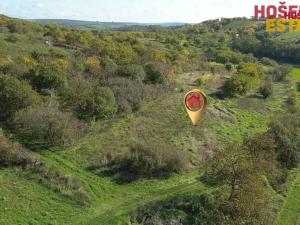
[131,194,225,225]
[91,86,117,119]
[144,63,165,84]
[117,64,146,81]
[286,91,298,106]
[0,75,41,121]
[101,56,118,76]
[5,34,19,43]
[0,132,32,167]
[210,63,225,75]
[259,78,274,98]
[25,61,66,91]
[61,77,117,120]
[107,77,153,113]
[101,142,187,182]
[260,57,278,67]
[14,105,87,147]
[270,64,292,82]
[225,63,233,72]
[195,77,203,86]
[286,91,299,113]
[84,56,101,75]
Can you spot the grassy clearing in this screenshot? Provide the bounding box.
[291,68,300,81]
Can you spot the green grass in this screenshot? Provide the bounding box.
[0,33,72,59]
[291,68,300,81]
[223,19,259,29]
[277,169,300,225]
[275,31,300,41]
[0,169,88,225]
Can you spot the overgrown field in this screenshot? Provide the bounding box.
[0,15,300,225]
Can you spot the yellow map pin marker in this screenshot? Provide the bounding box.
[184,89,207,125]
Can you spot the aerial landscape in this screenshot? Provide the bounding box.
[0,1,300,225]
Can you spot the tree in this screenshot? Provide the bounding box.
[61,77,117,120]
[222,73,252,97]
[144,63,165,84]
[0,75,41,121]
[268,113,300,169]
[202,143,274,225]
[243,133,287,191]
[92,86,117,119]
[222,63,262,97]
[232,34,261,54]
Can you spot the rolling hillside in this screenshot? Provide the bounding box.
[0,15,300,225]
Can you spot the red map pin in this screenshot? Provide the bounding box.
[184,89,207,125]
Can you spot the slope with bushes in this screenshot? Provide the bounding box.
[0,15,299,225]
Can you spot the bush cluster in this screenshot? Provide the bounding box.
[107,77,154,113]
[0,131,32,167]
[0,75,41,121]
[14,105,87,147]
[99,142,187,183]
[131,194,225,225]
[61,77,117,120]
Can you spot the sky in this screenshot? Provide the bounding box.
[0,0,293,23]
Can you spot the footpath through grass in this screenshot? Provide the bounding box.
[277,169,300,225]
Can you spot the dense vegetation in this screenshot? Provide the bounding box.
[0,15,299,225]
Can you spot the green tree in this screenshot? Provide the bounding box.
[268,113,300,169]
[222,63,262,97]
[61,77,117,120]
[203,143,274,225]
[0,75,41,121]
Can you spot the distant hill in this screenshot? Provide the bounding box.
[32,19,187,30]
